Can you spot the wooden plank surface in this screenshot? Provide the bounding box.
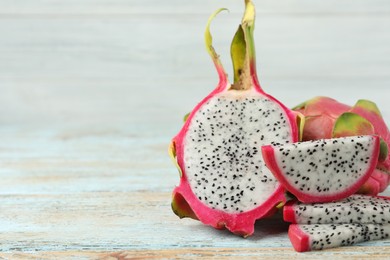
[0,0,390,258]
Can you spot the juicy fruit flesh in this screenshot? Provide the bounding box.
[284,195,390,224]
[290,223,390,252]
[184,91,293,213]
[271,136,377,197]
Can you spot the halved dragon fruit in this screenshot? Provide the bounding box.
[262,136,380,203]
[169,1,299,236]
[284,194,390,224]
[289,223,390,252]
[294,97,390,194]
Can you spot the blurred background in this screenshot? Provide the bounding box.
[1,0,389,130]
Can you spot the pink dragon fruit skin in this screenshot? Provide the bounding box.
[294,97,350,141]
[293,96,390,194]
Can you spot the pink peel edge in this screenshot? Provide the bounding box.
[172,181,287,236]
[283,200,298,223]
[288,224,310,252]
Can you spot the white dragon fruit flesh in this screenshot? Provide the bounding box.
[169,0,299,236]
[262,136,380,203]
[284,194,390,224]
[289,223,390,252]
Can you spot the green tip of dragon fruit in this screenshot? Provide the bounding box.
[353,99,382,117]
[171,192,198,220]
[380,138,389,162]
[183,112,190,122]
[168,140,182,177]
[332,112,375,138]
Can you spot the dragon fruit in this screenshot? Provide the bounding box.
[169,1,299,236]
[284,194,390,224]
[293,97,390,194]
[288,223,390,252]
[262,136,380,203]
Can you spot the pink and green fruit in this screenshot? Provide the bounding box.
[169,1,389,253]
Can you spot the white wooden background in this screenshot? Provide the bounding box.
[0,0,390,258]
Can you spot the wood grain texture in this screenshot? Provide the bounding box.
[0,0,390,258]
[3,246,390,259]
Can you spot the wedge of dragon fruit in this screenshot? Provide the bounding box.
[289,223,390,252]
[293,97,390,194]
[284,194,390,224]
[169,0,299,236]
[262,136,380,203]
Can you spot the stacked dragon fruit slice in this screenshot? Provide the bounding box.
[274,97,390,252]
[284,195,390,252]
[261,135,390,251]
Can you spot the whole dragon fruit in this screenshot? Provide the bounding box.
[169,0,300,236]
[293,97,390,194]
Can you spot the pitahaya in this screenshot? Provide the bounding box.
[284,194,390,224]
[293,97,390,194]
[261,136,380,203]
[289,223,390,252]
[169,1,299,236]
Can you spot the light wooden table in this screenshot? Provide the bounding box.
[1,0,390,258]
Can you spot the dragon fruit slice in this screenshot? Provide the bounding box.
[289,223,390,252]
[284,194,390,224]
[262,136,380,203]
[169,1,299,236]
[293,97,390,194]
